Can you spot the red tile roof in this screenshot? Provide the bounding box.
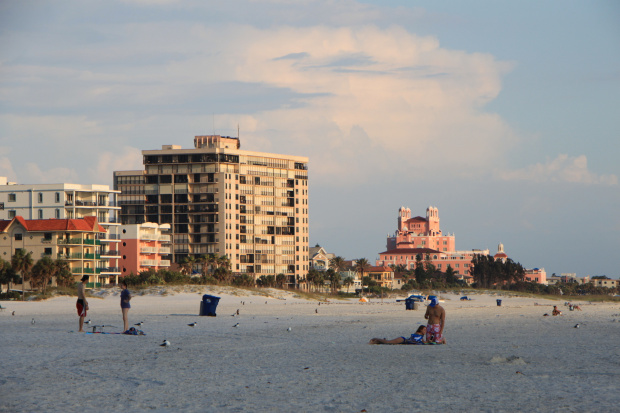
[0,216,106,233]
[494,253,508,258]
[367,266,393,273]
[408,216,428,222]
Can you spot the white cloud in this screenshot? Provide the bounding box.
[23,162,79,184]
[88,147,143,185]
[497,154,618,186]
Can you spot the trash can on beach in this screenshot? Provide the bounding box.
[200,294,221,316]
[496,299,502,307]
[405,298,414,310]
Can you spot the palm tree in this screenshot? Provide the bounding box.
[329,256,347,274]
[12,249,33,300]
[200,253,218,278]
[54,259,74,287]
[354,258,371,296]
[343,276,354,293]
[276,273,287,289]
[31,256,56,293]
[0,257,18,293]
[180,256,196,276]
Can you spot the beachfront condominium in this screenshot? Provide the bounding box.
[119,222,172,277]
[0,216,114,288]
[0,178,121,283]
[114,135,309,285]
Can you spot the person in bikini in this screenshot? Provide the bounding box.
[76,275,89,332]
[424,297,446,344]
[369,325,427,345]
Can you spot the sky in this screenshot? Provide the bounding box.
[1,0,619,277]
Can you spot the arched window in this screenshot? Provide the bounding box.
[55,192,60,203]
[38,193,43,203]
[55,209,60,219]
[38,209,43,219]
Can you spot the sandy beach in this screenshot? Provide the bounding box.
[1,288,619,412]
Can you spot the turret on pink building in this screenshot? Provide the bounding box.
[378,206,488,282]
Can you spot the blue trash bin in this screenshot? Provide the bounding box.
[200,294,221,316]
[496,299,502,306]
[405,298,414,310]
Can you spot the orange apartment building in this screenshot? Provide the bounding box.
[119,223,172,276]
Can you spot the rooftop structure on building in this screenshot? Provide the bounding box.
[0,178,121,281]
[114,135,309,285]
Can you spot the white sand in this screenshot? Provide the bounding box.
[1,289,619,412]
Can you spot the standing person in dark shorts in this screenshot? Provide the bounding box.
[76,275,89,332]
[120,280,132,332]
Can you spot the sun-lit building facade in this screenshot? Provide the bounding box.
[119,222,172,277]
[376,206,489,282]
[0,216,114,287]
[114,135,309,285]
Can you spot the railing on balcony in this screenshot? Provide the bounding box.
[140,260,158,267]
[58,238,83,245]
[159,235,171,242]
[99,267,120,273]
[140,247,157,254]
[100,250,120,256]
[84,253,101,260]
[84,239,101,245]
[139,232,158,241]
[158,247,171,254]
[71,267,101,274]
[159,260,171,266]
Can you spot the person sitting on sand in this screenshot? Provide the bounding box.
[552,305,562,316]
[369,325,427,345]
[573,305,582,311]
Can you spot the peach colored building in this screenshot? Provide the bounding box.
[524,268,547,284]
[365,265,394,289]
[0,216,114,287]
[377,206,489,281]
[119,223,172,277]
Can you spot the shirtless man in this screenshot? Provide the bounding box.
[424,297,446,344]
[76,275,89,332]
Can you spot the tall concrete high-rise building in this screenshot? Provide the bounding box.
[114,135,309,285]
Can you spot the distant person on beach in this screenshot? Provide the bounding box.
[76,275,89,332]
[120,281,132,332]
[369,325,427,345]
[425,297,446,344]
[552,306,562,316]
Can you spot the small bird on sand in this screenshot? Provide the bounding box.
[315,309,318,314]
[85,319,91,324]
[574,324,580,328]
[11,311,15,316]
[188,322,198,327]
[287,327,292,332]
[160,339,170,348]
[233,323,240,328]
[134,321,144,327]
[31,318,35,324]
[236,309,240,315]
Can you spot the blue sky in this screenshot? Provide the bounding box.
[1,0,618,277]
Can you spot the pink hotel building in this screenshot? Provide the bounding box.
[376,206,490,282]
[376,206,547,284]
